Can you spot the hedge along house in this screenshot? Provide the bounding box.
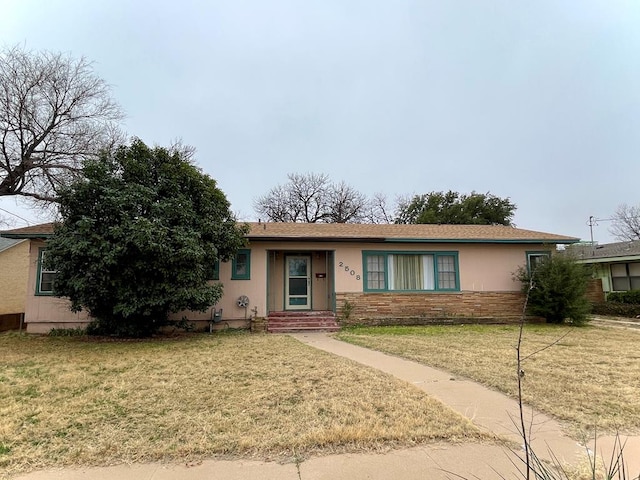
[1,222,579,334]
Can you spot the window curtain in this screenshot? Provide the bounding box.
[390,255,425,290]
[422,255,435,290]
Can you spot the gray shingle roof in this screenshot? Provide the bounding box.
[569,240,640,261]
[0,237,23,253]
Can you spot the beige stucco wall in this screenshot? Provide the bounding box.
[24,240,91,332]
[173,248,269,323]
[332,242,537,292]
[181,247,334,322]
[458,244,536,291]
[21,239,551,331]
[183,241,545,322]
[0,240,30,315]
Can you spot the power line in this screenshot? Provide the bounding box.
[0,207,32,225]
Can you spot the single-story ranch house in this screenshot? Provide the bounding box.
[1,222,579,334]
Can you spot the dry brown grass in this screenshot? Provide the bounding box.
[0,331,489,477]
[337,324,640,438]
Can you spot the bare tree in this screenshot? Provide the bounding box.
[362,192,394,224]
[326,181,368,223]
[254,173,381,223]
[610,203,640,241]
[254,173,330,222]
[0,45,124,203]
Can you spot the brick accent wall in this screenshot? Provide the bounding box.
[336,291,526,326]
[585,278,604,304]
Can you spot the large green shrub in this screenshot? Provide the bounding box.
[515,254,592,325]
[46,139,248,337]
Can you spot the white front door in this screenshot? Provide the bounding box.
[286,255,311,310]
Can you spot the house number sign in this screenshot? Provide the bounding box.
[338,261,361,281]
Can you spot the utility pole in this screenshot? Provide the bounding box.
[587,216,613,255]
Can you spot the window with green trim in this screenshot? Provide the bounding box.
[232,249,251,280]
[526,251,550,273]
[363,251,459,292]
[209,260,220,280]
[36,248,56,295]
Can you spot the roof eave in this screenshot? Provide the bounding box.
[0,232,54,239]
[577,254,640,264]
[247,236,386,243]
[247,236,579,244]
[384,238,579,244]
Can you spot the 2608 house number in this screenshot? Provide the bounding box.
[338,261,361,280]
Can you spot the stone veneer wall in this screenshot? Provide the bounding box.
[585,278,605,304]
[336,291,527,326]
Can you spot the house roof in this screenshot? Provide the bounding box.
[571,240,640,263]
[0,221,579,244]
[245,222,578,244]
[0,223,55,239]
[0,237,25,253]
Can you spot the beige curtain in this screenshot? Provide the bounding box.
[392,255,423,290]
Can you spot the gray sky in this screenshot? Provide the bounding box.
[1,0,638,243]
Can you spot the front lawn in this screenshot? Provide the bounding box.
[336,324,640,437]
[0,332,488,477]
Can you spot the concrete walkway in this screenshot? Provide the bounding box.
[12,444,524,480]
[12,332,639,480]
[290,333,586,465]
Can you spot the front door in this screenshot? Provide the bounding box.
[286,255,311,310]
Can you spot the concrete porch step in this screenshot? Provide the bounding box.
[268,310,335,317]
[268,325,341,333]
[266,311,340,333]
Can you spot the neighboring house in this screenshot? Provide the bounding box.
[1,222,578,333]
[0,237,30,331]
[572,240,640,294]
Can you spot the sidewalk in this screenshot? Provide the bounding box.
[290,332,586,465]
[291,332,640,476]
[13,444,522,480]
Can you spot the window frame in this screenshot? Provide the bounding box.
[231,249,251,280]
[362,250,460,293]
[526,251,551,274]
[36,248,56,296]
[209,259,220,281]
[610,262,640,292]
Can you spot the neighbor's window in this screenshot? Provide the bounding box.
[363,251,459,292]
[611,262,640,291]
[527,252,550,273]
[36,248,56,295]
[232,249,251,280]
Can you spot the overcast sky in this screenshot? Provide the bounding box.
[1,0,638,243]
